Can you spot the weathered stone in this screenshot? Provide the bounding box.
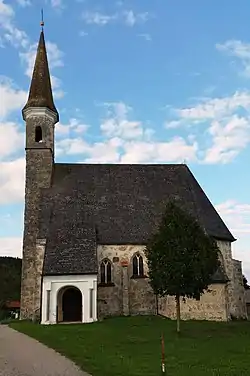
[20,112,56,320]
[96,243,246,322]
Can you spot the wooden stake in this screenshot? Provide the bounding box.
[161,333,165,374]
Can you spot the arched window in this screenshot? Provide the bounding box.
[132,254,144,277]
[100,259,112,284]
[35,126,43,142]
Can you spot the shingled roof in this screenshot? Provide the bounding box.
[22,30,59,121]
[40,163,235,276]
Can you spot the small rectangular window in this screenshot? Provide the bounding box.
[46,290,50,321]
[89,289,93,319]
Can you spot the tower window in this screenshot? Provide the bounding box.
[35,126,43,142]
[132,254,144,277]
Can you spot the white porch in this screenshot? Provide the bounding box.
[41,274,98,325]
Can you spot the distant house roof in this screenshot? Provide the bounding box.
[39,163,235,276]
[5,300,20,309]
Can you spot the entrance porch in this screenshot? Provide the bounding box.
[41,274,97,324]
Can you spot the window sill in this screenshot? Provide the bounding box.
[98,282,115,287]
[131,275,148,280]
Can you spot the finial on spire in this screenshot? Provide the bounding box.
[40,8,44,30]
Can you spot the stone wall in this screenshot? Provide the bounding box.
[158,284,228,321]
[232,259,247,319]
[97,245,156,318]
[97,244,231,321]
[217,240,247,319]
[20,113,56,320]
[34,239,46,321]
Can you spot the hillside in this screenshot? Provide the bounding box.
[0,257,22,308]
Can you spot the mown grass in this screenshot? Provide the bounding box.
[10,316,250,376]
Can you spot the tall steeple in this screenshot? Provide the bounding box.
[20,22,59,321]
[22,28,59,122]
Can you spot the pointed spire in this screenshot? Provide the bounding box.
[22,26,59,122]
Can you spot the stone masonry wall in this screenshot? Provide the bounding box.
[158,284,228,321]
[34,238,46,320]
[97,244,231,321]
[20,114,55,320]
[232,259,247,319]
[217,240,247,319]
[216,240,234,319]
[97,245,156,319]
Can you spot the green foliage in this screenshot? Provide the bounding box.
[146,201,220,300]
[243,275,250,289]
[0,257,22,308]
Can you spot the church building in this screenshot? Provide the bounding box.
[20,29,247,324]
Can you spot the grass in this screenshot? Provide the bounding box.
[10,315,250,376]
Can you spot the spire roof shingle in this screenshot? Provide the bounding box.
[22,30,59,121]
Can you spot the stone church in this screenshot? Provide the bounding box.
[20,29,247,324]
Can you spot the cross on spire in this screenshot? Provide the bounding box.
[41,9,44,30]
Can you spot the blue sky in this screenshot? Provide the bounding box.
[0,0,250,277]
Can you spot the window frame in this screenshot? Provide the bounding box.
[99,259,114,286]
[132,253,145,279]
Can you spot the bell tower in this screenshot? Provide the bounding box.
[20,26,59,320]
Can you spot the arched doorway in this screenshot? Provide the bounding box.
[59,286,82,322]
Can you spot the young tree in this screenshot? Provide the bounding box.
[243,275,250,290]
[146,201,220,333]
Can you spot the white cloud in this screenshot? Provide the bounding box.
[0,158,25,204]
[82,9,150,27]
[204,115,250,164]
[165,120,182,129]
[57,118,89,135]
[101,102,144,139]
[57,135,195,164]
[0,121,24,159]
[216,40,250,78]
[216,200,250,235]
[81,138,123,163]
[0,77,27,119]
[169,91,250,164]
[177,91,250,120]
[56,102,198,164]
[44,0,64,9]
[123,10,150,26]
[216,200,250,278]
[16,0,31,6]
[0,0,28,48]
[82,11,117,26]
[137,33,152,42]
[121,137,197,164]
[0,237,22,258]
[79,30,88,37]
[50,0,64,8]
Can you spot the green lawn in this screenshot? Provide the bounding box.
[10,316,250,376]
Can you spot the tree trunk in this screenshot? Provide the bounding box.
[176,294,181,333]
